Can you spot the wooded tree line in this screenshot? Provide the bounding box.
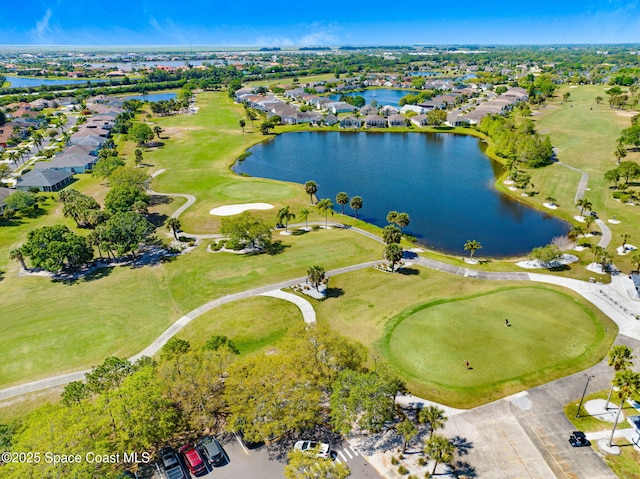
[479,114,553,168]
[0,325,403,479]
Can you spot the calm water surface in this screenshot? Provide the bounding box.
[120,92,177,102]
[329,89,409,107]
[4,76,105,87]
[234,132,568,257]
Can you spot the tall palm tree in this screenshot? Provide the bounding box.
[316,198,334,229]
[386,211,399,225]
[621,233,631,250]
[396,419,418,454]
[608,369,640,447]
[335,192,349,215]
[307,265,325,291]
[384,243,403,271]
[584,215,595,234]
[350,196,363,219]
[463,239,482,259]
[568,225,585,242]
[424,434,455,476]
[299,208,310,230]
[304,180,318,205]
[605,345,634,409]
[396,212,410,231]
[166,217,181,240]
[417,405,447,439]
[276,206,296,233]
[9,248,27,271]
[599,250,613,272]
[576,198,592,217]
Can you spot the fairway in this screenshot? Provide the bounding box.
[382,286,612,406]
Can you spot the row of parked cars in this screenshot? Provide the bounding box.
[160,436,226,478]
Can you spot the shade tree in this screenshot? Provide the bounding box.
[220,211,272,249]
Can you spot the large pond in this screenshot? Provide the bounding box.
[329,89,409,108]
[4,76,106,88]
[119,92,177,102]
[234,132,568,257]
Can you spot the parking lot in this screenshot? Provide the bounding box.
[149,433,382,479]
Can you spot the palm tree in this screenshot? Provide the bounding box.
[276,206,296,233]
[463,239,482,259]
[166,217,181,240]
[599,250,613,272]
[307,265,325,291]
[396,419,418,454]
[396,212,410,232]
[335,192,349,214]
[350,196,363,219]
[621,233,631,250]
[576,198,592,217]
[153,125,162,139]
[584,215,595,234]
[383,225,402,245]
[631,252,640,273]
[424,434,455,476]
[239,119,246,132]
[9,248,27,271]
[384,243,403,271]
[299,208,310,230]
[417,405,447,439]
[608,369,640,447]
[304,180,318,205]
[605,345,634,409]
[386,211,399,225]
[545,196,557,207]
[316,198,334,229]
[592,245,605,265]
[568,224,585,242]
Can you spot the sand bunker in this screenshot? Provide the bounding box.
[209,203,274,216]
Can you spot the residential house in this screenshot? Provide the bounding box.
[326,102,357,115]
[410,114,429,127]
[69,134,105,149]
[446,111,470,127]
[359,105,377,116]
[365,114,388,128]
[0,124,14,149]
[339,116,361,129]
[33,150,98,173]
[379,105,399,116]
[0,187,13,214]
[28,98,51,110]
[388,114,407,127]
[400,105,426,115]
[323,113,338,126]
[16,168,74,192]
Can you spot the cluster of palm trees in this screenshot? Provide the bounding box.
[605,346,640,448]
[303,181,363,220]
[395,405,460,476]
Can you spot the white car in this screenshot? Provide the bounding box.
[294,440,330,459]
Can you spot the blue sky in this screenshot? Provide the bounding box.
[1,1,639,46]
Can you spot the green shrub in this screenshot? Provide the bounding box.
[418,457,426,466]
[177,235,191,242]
[391,456,399,465]
[225,238,244,250]
[397,465,409,475]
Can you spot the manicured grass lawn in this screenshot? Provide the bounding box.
[0,228,381,389]
[526,86,640,272]
[316,267,617,408]
[177,296,302,355]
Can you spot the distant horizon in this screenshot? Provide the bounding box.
[1,1,639,47]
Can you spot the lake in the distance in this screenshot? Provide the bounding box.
[234,132,568,257]
[4,76,106,88]
[119,92,177,102]
[328,89,410,107]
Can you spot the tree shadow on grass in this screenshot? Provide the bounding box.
[264,240,289,256]
[149,195,174,206]
[147,212,169,227]
[398,267,419,276]
[326,287,344,298]
[82,266,114,282]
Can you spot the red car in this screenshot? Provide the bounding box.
[179,444,207,476]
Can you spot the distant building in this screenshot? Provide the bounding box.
[16,169,74,192]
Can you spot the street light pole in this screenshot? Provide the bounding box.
[576,374,595,418]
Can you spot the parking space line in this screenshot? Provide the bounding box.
[234,432,249,455]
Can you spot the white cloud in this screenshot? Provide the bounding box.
[35,9,52,38]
